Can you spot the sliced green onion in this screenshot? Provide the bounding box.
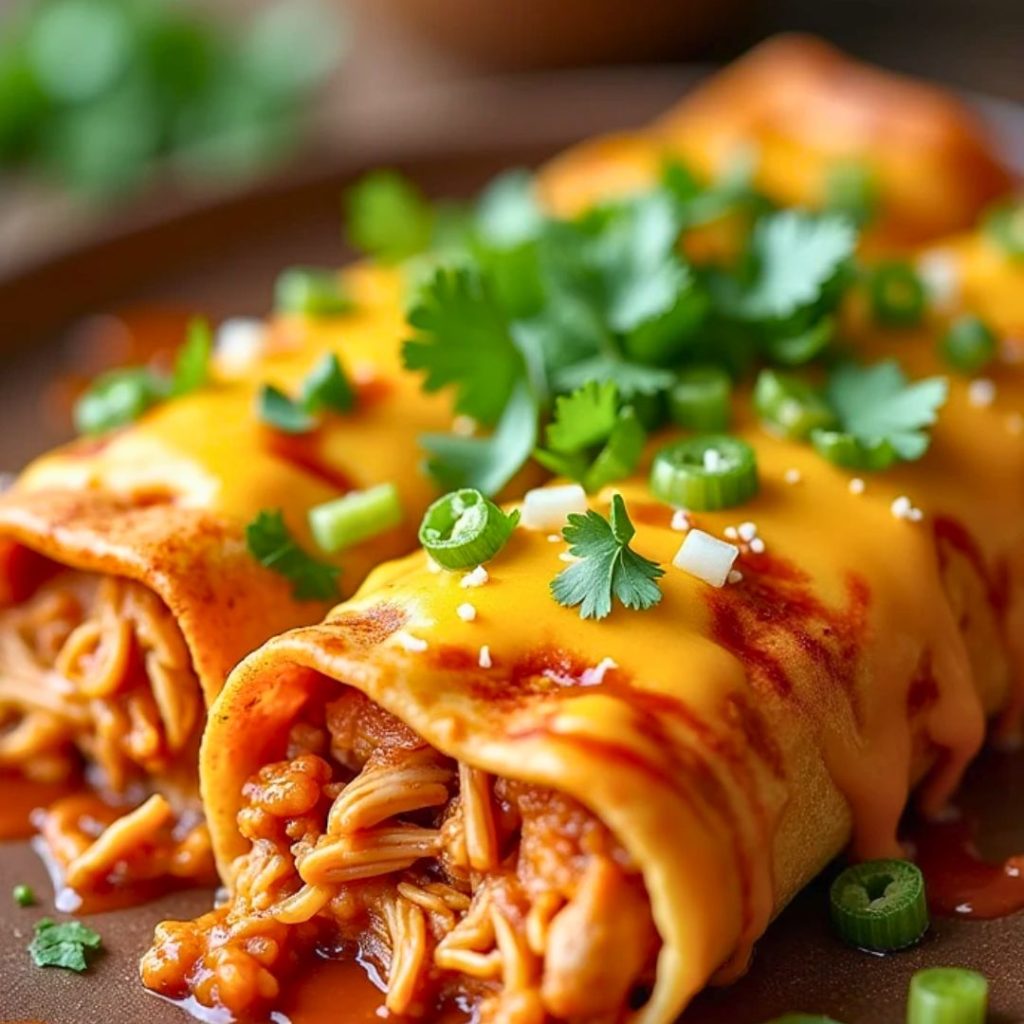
[649,435,758,511]
[418,489,519,570]
[257,384,316,434]
[940,314,997,375]
[811,429,897,471]
[73,367,169,435]
[301,353,355,413]
[274,267,352,317]
[754,369,836,440]
[309,484,403,554]
[668,366,732,431]
[13,884,35,907]
[869,261,926,328]
[829,858,929,952]
[766,316,836,367]
[907,968,988,1024]
[984,200,1024,260]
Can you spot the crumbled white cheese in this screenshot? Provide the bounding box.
[724,526,739,540]
[737,521,757,543]
[967,378,997,408]
[727,569,744,585]
[749,537,766,555]
[784,468,803,485]
[395,630,428,653]
[520,484,587,531]
[558,552,579,563]
[214,318,266,375]
[456,603,477,622]
[478,645,492,669]
[581,657,618,686]
[547,534,562,543]
[891,495,924,522]
[426,555,443,574]
[849,478,866,495]
[461,565,489,588]
[673,529,740,588]
[452,415,478,437]
[916,249,960,311]
[670,509,691,532]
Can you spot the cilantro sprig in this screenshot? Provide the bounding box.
[29,918,102,972]
[246,509,340,601]
[257,353,356,434]
[551,494,663,620]
[534,381,646,493]
[811,360,948,470]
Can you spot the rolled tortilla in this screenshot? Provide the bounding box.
[539,35,1014,246]
[142,310,1024,1021]
[0,265,450,893]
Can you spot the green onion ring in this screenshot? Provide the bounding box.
[829,858,929,952]
[418,488,519,570]
[649,435,758,511]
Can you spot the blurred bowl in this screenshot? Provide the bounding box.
[348,0,758,70]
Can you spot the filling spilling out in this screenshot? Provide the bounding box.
[0,559,213,894]
[142,689,659,1023]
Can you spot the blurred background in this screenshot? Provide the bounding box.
[0,0,1021,463]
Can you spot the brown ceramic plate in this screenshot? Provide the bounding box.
[0,67,1023,1024]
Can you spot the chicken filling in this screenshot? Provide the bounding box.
[142,689,658,1022]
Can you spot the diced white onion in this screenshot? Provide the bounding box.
[214,318,267,375]
[520,484,587,531]
[478,645,492,668]
[672,529,740,588]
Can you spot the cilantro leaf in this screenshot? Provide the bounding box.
[535,382,646,492]
[403,266,526,426]
[246,509,340,601]
[476,170,545,249]
[258,354,356,433]
[171,318,212,396]
[819,359,948,466]
[301,353,355,414]
[553,355,675,399]
[735,211,856,321]
[551,494,663,620]
[420,382,538,497]
[544,380,619,453]
[346,170,435,263]
[73,367,170,435]
[29,918,102,972]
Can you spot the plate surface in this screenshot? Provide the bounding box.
[0,66,1022,1024]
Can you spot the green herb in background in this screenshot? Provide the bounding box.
[29,918,102,971]
[0,0,343,197]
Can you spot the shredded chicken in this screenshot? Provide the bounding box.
[142,690,658,1022]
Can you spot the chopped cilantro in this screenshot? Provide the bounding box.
[29,918,102,972]
[475,170,545,249]
[535,382,645,492]
[73,367,168,435]
[346,170,435,263]
[733,210,857,322]
[300,353,355,414]
[551,494,663,620]
[171,317,212,396]
[420,382,537,497]
[403,266,526,426]
[813,360,948,469]
[258,354,355,434]
[245,509,340,601]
